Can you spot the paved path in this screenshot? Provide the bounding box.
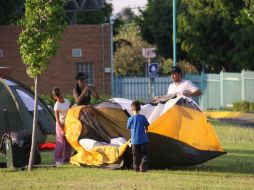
[204,111,254,127]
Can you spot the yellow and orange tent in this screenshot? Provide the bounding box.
[64,97,225,168]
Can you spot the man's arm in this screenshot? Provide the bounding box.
[153,94,176,102]
[182,80,202,97]
[73,87,90,104]
[188,89,202,97]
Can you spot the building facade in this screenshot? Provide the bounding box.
[0,24,112,96]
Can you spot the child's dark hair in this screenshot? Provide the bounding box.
[131,101,141,111]
[51,87,61,101]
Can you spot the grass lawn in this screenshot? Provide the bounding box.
[0,121,254,190]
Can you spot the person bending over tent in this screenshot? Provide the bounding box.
[127,101,150,172]
[154,66,202,102]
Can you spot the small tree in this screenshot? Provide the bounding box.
[114,23,152,76]
[18,0,66,171]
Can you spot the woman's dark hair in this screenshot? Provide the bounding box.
[51,87,61,101]
[75,72,87,80]
[131,101,141,111]
[75,84,81,95]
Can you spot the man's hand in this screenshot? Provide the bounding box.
[178,89,202,97]
[153,96,160,100]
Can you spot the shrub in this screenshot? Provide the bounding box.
[249,103,254,113]
[40,94,111,107]
[90,96,111,105]
[40,95,55,107]
[66,94,75,106]
[233,101,254,113]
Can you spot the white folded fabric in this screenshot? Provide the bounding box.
[79,138,104,151]
[110,137,127,146]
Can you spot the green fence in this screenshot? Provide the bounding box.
[113,70,254,110]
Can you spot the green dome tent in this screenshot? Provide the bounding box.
[0,78,55,144]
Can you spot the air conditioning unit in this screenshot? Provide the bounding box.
[72,48,82,57]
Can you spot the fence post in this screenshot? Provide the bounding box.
[220,71,224,108]
[200,72,204,110]
[112,76,115,97]
[241,69,245,101]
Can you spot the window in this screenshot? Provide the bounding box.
[0,49,3,57]
[72,48,82,57]
[76,63,94,85]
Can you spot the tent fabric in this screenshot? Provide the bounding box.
[112,97,225,167]
[64,106,130,166]
[64,97,225,168]
[0,78,55,145]
[148,103,222,151]
[38,143,56,150]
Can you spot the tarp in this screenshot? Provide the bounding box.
[64,97,225,168]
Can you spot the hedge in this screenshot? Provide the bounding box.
[233,101,254,113]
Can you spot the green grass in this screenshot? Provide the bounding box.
[1,121,254,190]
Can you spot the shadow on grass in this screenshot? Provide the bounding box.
[171,149,254,174]
[1,149,254,175]
[210,119,254,128]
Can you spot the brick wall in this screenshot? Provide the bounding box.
[0,24,111,96]
[0,67,11,77]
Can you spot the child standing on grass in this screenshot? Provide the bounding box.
[52,87,71,165]
[127,101,150,172]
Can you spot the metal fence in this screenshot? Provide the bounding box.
[113,70,254,110]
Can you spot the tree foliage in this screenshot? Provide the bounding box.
[114,23,152,76]
[76,2,112,24]
[116,7,135,23]
[178,0,245,72]
[230,0,254,70]
[161,58,198,75]
[136,0,254,72]
[0,0,22,25]
[113,7,136,37]
[19,0,66,77]
[136,0,174,59]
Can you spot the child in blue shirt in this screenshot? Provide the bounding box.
[127,101,150,172]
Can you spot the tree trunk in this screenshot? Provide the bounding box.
[28,76,39,171]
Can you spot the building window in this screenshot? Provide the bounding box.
[76,63,94,85]
[72,48,82,57]
[0,49,3,57]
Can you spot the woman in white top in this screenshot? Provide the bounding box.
[52,87,71,165]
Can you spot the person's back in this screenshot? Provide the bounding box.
[128,114,149,145]
[127,101,150,172]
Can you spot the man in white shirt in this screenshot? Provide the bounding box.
[154,66,202,101]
